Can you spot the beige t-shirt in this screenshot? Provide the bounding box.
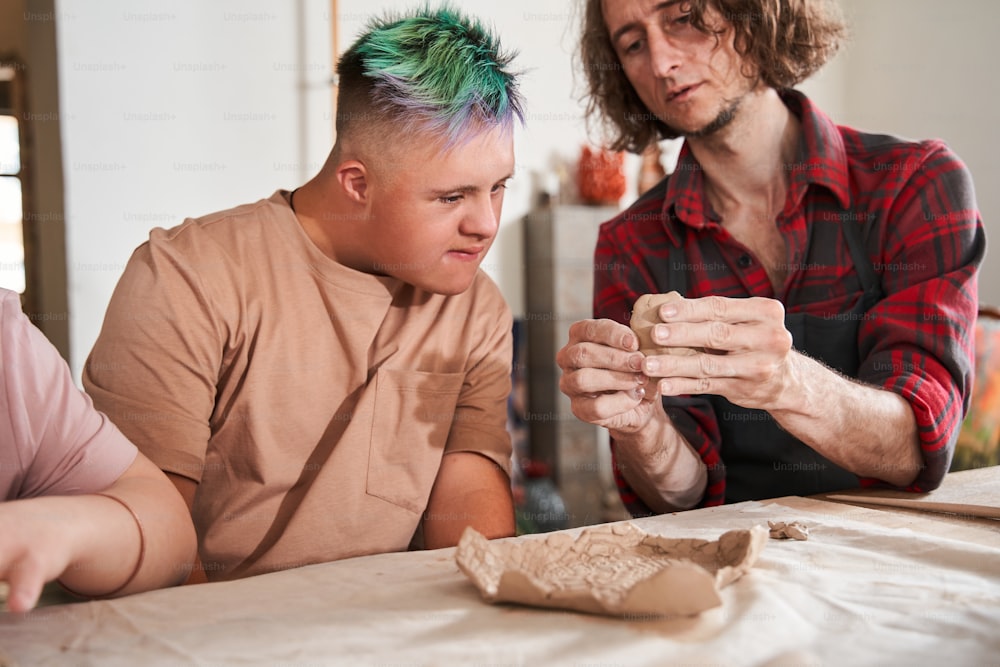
[84,191,512,581]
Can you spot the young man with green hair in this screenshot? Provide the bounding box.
[84,6,523,583]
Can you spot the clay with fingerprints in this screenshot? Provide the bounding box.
[630,292,700,357]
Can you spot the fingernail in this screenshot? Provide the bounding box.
[645,358,660,373]
[659,380,671,393]
[628,355,643,371]
[631,386,645,400]
[661,306,677,318]
[622,334,637,350]
[654,324,669,342]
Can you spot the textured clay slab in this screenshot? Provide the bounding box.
[456,523,769,618]
[630,292,699,356]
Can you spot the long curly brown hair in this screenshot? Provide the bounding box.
[580,0,847,152]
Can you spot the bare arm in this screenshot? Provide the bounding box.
[610,408,708,513]
[557,319,707,512]
[422,451,514,549]
[166,472,207,585]
[0,453,197,613]
[767,352,920,485]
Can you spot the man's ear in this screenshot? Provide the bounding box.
[335,160,369,204]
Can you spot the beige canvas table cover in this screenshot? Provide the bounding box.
[1,495,998,667]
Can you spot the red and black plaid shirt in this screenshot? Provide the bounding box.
[595,90,986,513]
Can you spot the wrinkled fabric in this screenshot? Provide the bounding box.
[2,491,997,667]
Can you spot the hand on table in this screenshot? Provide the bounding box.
[0,498,79,612]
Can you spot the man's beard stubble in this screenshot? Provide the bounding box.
[652,88,747,139]
[685,95,743,138]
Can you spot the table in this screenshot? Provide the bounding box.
[2,468,998,667]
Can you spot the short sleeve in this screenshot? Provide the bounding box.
[443,275,513,477]
[0,289,136,499]
[83,228,223,483]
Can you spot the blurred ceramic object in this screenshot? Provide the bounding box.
[577,146,626,205]
[516,461,569,534]
[953,307,1000,470]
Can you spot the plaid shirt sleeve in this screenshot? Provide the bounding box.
[593,211,727,514]
[854,139,986,492]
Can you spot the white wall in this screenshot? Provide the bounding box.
[56,0,334,379]
[54,0,998,379]
[835,0,998,306]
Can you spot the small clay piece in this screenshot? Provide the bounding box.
[455,523,769,618]
[630,292,699,357]
[767,521,809,541]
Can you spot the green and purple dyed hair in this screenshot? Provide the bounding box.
[335,5,523,148]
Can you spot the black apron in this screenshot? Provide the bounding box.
[666,215,882,502]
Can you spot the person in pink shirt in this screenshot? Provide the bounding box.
[0,288,195,612]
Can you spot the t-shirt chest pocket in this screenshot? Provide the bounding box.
[366,368,464,514]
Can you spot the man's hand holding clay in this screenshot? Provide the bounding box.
[559,290,795,414]
[556,292,798,511]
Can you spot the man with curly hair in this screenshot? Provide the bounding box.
[84,6,523,581]
[558,0,985,513]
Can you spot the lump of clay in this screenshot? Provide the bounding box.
[456,523,769,618]
[630,292,699,356]
[767,521,809,541]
